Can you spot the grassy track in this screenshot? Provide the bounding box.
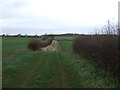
[2,37,118,88]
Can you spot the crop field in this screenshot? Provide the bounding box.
[2,37,119,88]
[59,41,73,52]
[54,36,76,41]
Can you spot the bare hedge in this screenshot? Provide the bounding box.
[73,35,119,80]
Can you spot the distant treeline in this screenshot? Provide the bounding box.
[1,34,40,37]
[1,33,80,37]
[41,33,80,37]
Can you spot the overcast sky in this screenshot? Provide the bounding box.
[0,0,119,35]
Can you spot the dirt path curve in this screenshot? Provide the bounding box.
[41,40,60,52]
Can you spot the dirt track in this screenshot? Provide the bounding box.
[41,40,60,52]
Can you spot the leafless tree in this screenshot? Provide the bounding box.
[102,20,118,35]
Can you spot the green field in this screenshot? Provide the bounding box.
[2,37,119,88]
[59,41,73,52]
[54,36,76,41]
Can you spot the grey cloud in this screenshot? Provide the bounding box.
[2,0,27,8]
[1,0,96,35]
[6,2,26,8]
[1,0,28,19]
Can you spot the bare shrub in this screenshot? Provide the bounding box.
[28,38,53,51]
[28,39,42,51]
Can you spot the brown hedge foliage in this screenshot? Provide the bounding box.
[73,35,119,80]
[28,39,42,51]
[28,38,53,51]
